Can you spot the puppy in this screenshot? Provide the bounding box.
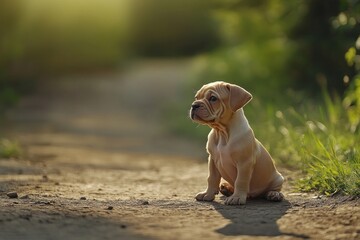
[190,81,284,205]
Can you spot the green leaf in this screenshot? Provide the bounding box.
[345,47,356,66]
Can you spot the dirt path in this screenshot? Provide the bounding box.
[0,59,359,240]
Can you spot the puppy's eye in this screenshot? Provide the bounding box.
[209,96,217,102]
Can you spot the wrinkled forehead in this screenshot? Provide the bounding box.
[195,82,228,99]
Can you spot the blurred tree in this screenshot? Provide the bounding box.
[0,1,23,112]
[192,0,295,100]
[196,0,360,96]
[286,0,360,95]
[17,0,126,74]
[0,0,22,74]
[0,1,21,62]
[128,0,220,56]
[0,0,127,112]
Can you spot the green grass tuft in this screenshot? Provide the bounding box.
[276,80,360,196]
[296,131,360,196]
[0,139,22,159]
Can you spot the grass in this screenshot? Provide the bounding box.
[296,133,360,196]
[275,107,360,196]
[258,78,360,196]
[293,81,360,196]
[0,138,22,159]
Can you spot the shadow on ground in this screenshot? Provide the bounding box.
[0,197,152,240]
[211,198,309,239]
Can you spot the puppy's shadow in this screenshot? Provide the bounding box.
[210,198,307,238]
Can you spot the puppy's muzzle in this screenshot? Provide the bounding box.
[190,103,200,120]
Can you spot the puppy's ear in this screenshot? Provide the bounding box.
[226,83,252,112]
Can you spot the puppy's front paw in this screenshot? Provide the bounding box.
[195,191,216,202]
[224,193,247,205]
[265,191,284,202]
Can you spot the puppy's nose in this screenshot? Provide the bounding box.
[192,104,200,110]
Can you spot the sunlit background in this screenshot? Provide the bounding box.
[1,0,360,194]
[1,1,359,90]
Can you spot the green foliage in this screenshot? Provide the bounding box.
[0,87,19,112]
[343,76,360,132]
[294,29,360,196]
[0,75,36,113]
[286,0,360,94]
[0,0,128,110]
[345,47,357,66]
[0,0,128,76]
[209,0,360,95]
[128,0,219,56]
[0,139,22,159]
[274,82,360,196]
[296,132,360,196]
[196,0,293,92]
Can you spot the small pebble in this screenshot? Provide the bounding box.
[20,195,29,199]
[80,197,86,200]
[120,224,127,229]
[107,206,113,210]
[142,200,149,205]
[7,192,18,199]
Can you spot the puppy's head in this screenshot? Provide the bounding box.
[189,81,252,125]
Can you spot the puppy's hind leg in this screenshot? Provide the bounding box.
[220,182,234,197]
[266,173,284,202]
[265,191,284,202]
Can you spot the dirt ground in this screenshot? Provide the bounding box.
[0,59,359,240]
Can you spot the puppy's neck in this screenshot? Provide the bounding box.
[209,121,228,140]
[209,109,247,142]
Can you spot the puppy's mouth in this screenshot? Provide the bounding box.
[190,111,201,122]
[190,110,216,123]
